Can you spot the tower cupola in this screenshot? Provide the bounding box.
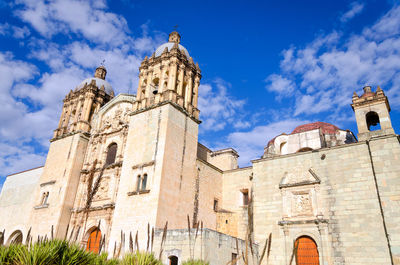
[133,31,202,120]
[53,65,114,139]
[94,65,107,80]
[351,86,395,140]
[168,31,181,43]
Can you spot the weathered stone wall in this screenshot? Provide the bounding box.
[369,135,400,264]
[0,167,42,244]
[196,159,222,230]
[220,167,253,239]
[252,138,397,265]
[28,133,88,240]
[152,228,258,265]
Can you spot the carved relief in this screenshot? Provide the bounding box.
[292,192,313,216]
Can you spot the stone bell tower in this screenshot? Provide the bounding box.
[109,32,202,249]
[29,66,114,239]
[351,86,395,141]
[53,65,114,139]
[133,31,201,120]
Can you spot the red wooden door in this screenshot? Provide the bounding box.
[86,229,101,254]
[295,236,319,265]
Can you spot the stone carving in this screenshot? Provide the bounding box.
[293,192,312,216]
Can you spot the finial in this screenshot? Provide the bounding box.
[377,86,382,91]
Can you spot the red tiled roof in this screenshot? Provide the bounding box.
[291,121,340,134]
[267,122,340,147]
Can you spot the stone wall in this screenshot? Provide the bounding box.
[252,137,398,265]
[152,228,258,265]
[0,167,42,244]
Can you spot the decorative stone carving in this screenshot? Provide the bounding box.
[293,192,313,216]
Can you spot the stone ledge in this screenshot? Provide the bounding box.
[127,189,150,196]
[34,204,49,210]
[40,180,56,187]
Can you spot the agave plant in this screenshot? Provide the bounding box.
[120,251,162,265]
[182,259,210,265]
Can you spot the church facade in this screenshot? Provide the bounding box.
[0,31,399,265]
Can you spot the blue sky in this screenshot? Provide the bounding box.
[0,0,399,190]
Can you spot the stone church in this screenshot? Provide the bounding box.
[0,31,399,265]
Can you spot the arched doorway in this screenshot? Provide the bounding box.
[295,236,319,265]
[7,230,23,245]
[86,228,101,254]
[168,255,178,265]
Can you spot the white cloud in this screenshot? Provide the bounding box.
[15,0,130,46]
[265,74,296,98]
[340,2,365,23]
[198,79,247,132]
[266,5,400,117]
[223,119,308,166]
[0,0,165,181]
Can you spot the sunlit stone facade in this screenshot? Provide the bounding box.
[0,31,399,265]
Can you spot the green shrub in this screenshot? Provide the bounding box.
[120,252,162,265]
[182,259,210,265]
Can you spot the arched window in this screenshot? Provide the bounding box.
[366,111,381,131]
[142,174,148,190]
[86,228,101,254]
[7,230,23,245]
[105,143,117,165]
[295,236,319,265]
[168,255,178,265]
[280,142,287,154]
[41,192,49,205]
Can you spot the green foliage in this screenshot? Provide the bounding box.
[120,252,162,265]
[182,259,210,265]
[0,240,163,265]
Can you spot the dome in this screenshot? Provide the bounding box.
[154,42,190,58]
[76,77,114,95]
[291,122,340,135]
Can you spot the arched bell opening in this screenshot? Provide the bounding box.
[366,111,381,131]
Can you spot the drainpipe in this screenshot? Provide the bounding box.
[366,139,394,265]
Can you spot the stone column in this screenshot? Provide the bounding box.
[185,74,193,109]
[83,94,95,121]
[137,72,144,100]
[192,76,200,108]
[177,65,185,96]
[169,62,178,91]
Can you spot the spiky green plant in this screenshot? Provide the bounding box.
[182,259,210,265]
[120,251,162,265]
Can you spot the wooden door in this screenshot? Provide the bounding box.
[86,229,101,254]
[295,236,319,265]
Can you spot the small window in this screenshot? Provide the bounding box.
[213,199,218,212]
[105,143,117,165]
[41,192,49,205]
[366,111,381,131]
[136,175,141,192]
[242,190,249,206]
[141,174,147,190]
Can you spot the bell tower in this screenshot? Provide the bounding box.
[133,31,202,120]
[351,86,395,141]
[54,65,113,139]
[29,66,114,239]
